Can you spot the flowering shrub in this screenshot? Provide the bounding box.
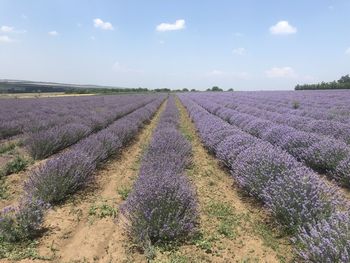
[278,130,319,158]
[25,150,96,204]
[121,97,198,250]
[26,123,90,159]
[233,143,302,199]
[0,197,48,242]
[334,156,350,187]
[304,139,349,174]
[263,172,340,234]
[295,212,350,262]
[216,133,257,168]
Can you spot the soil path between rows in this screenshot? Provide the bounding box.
[152,98,293,262]
[11,100,167,263]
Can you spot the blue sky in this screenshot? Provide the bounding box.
[0,0,349,90]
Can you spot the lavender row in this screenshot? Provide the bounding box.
[0,97,164,243]
[25,96,156,159]
[121,96,198,252]
[25,97,164,204]
[192,93,350,144]
[220,95,350,143]
[190,96,350,188]
[0,95,151,140]
[179,95,350,262]
[226,90,350,112]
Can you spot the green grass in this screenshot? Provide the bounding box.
[0,142,16,155]
[0,239,51,260]
[0,178,8,200]
[206,201,241,239]
[1,156,29,176]
[117,186,131,200]
[88,201,117,219]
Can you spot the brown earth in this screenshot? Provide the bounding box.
[151,98,293,262]
[2,100,166,263]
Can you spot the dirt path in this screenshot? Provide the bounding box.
[7,100,166,263]
[152,98,293,262]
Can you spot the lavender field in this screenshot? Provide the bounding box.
[0,92,349,262]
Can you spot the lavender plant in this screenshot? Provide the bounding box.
[263,172,340,233]
[233,143,302,199]
[0,197,48,242]
[295,212,350,262]
[24,150,96,204]
[121,97,198,251]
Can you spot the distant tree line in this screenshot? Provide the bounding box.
[295,74,350,90]
[0,82,234,94]
[66,87,150,94]
[0,84,66,93]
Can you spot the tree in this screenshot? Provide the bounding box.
[190,89,197,92]
[211,86,223,92]
[227,88,234,92]
[338,74,350,84]
[182,88,189,92]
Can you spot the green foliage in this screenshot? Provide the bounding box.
[206,202,241,239]
[0,178,8,199]
[117,186,131,200]
[211,86,223,92]
[88,202,117,219]
[0,142,16,154]
[1,156,28,176]
[0,240,48,260]
[295,74,350,90]
[292,101,300,109]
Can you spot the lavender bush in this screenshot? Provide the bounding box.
[26,123,90,159]
[263,172,340,234]
[121,97,198,250]
[295,212,350,262]
[334,156,350,187]
[25,150,96,204]
[233,143,302,199]
[304,139,349,174]
[0,197,48,242]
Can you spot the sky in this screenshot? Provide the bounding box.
[0,0,349,91]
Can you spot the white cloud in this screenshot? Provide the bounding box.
[233,47,246,55]
[48,31,59,36]
[0,25,26,34]
[345,47,350,55]
[269,21,297,35]
[93,18,114,30]
[1,26,14,33]
[156,19,185,32]
[0,35,14,43]
[265,66,297,78]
